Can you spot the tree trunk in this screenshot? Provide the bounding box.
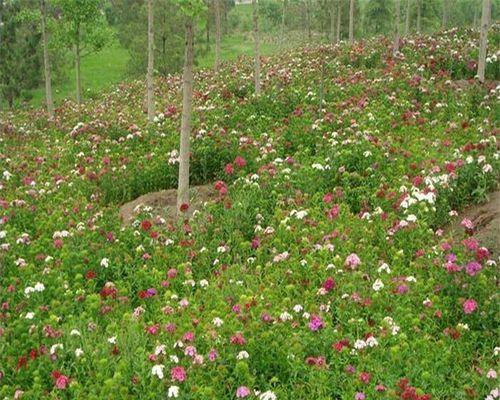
[417,0,421,33]
[442,0,448,29]
[477,0,491,83]
[281,0,286,44]
[146,0,155,123]
[41,0,54,118]
[349,0,354,44]
[252,0,261,95]
[330,0,335,43]
[176,19,194,215]
[394,0,401,56]
[206,3,210,50]
[336,0,341,42]
[214,0,221,72]
[75,27,82,105]
[405,0,410,35]
[473,1,478,28]
[305,0,311,41]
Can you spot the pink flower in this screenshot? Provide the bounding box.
[55,374,70,389]
[208,349,218,361]
[225,163,234,175]
[355,392,366,400]
[170,366,187,382]
[465,261,482,276]
[463,299,477,314]
[460,218,474,230]
[345,253,361,269]
[236,386,251,398]
[322,277,336,292]
[234,156,247,168]
[230,332,246,345]
[359,371,371,384]
[309,314,324,331]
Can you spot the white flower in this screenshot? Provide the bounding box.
[24,287,35,297]
[50,343,63,355]
[366,336,379,347]
[155,345,166,356]
[100,258,109,268]
[237,351,249,360]
[199,279,209,288]
[372,279,384,291]
[354,339,366,349]
[168,386,180,398]
[34,282,45,292]
[169,355,179,363]
[292,304,303,313]
[151,364,165,380]
[259,390,277,400]
[378,263,391,273]
[108,336,117,344]
[212,317,224,327]
[70,329,81,336]
[25,312,35,319]
[406,214,417,223]
[279,311,293,321]
[75,348,84,357]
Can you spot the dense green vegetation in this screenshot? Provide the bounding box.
[0,24,499,399]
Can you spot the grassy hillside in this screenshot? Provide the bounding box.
[1,27,499,399]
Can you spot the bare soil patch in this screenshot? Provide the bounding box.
[119,184,217,224]
[448,191,500,257]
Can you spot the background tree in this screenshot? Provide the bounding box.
[40,0,54,117]
[394,0,400,55]
[0,1,42,109]
[348,0,354,43]
[146,0,155,122]
[253,0,261,95]
[336,0,341,41]
[175,0,206,215]
[477,0,491,82]
[405,0,411,34]
[215,0,221,72]
[365,0,393,36]
[54,0,111,104]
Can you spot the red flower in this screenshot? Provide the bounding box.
[141,220,152,231]
[225,163,234,175]
[234,156,247,168]
[179,203,189,212]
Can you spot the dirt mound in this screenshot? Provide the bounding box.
[449,191,500,257]
[119,184,217,224]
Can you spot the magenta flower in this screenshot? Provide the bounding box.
[465,261,482,276]
[170,366,187,382]
[345,253,361,269]
[463,299,477,314]
[236,386,251,398]
[355,392,366,400]
[309,314,324,331]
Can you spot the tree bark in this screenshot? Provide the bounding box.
[75,26,82,105]
[349,0,354,44]
[214,0,221,72]
[281,0,286,44]
[477,0,491,83]
[252,0,261,95]
[336,0,341,42]
[417,0,421,33]
[394,0,400,56]
[146,0,155,123]
[330,0,335,43]
[305,0,312,42]
[442,0,448,29]
[404,0,410,35]
[176,19,194,215]
[41,0,54,118]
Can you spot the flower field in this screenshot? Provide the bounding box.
[0,27,499,399]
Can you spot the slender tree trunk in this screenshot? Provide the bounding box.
[146,0,155,123]
[442,0,448,29]
[349,0,354,44]
[281,0,286,44]
[75,27,82,105]
[41,0,54,118]
[473,2,478,28]
[305,0,311,41]
[215,0,221,72]
[394,0,401,56]
[477,0,491,83]
[336,0,341,42]
[405,0,410,35]
[330,0,335,43]
[417,0,421,33]
[252,0,261,95]
[176,19,194,215]
[206,4,210,50]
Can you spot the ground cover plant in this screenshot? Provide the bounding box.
[0,26,499,399]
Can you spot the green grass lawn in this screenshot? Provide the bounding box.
[29,44,130,108]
